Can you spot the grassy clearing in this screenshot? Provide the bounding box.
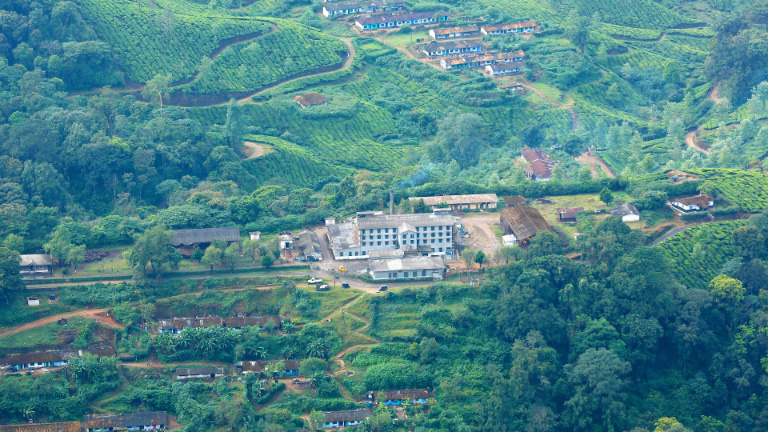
[0,317,111,354]
[301,286,361,319]
[378,29,432,47]
[0,293,75,328]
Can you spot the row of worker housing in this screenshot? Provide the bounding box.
[0,413,168,432]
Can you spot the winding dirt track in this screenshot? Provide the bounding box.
[575,151,616,178]
[0,309,124,339]
[234,37,357,105]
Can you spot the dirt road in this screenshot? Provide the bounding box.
[235,37,357,105]
[685,130,710,154]
[0,309,124,340]
[575,151,616,177]
[459,213,502,255]
[708,82,723,103]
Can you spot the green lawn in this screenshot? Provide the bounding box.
[378,29,431,47]
[300,286,362,319]
[0,317,110,354]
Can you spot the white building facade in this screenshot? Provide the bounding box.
[328,212,454,260]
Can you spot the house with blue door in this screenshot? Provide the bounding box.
[322,409,372,428]
[322,0,404,17]
[440,50,525,70]
[1,347,117,371]
[421,40,482,57]
[429,24,479,39]
[366,389,431,405]
[355,10,449,30]
[486,61,524,76]
[480,20,539,35]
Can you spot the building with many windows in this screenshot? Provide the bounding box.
[327,212,455,260]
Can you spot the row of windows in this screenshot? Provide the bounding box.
[361,238,447,247]
[338,246,448,257]
[360,225,450,235]
[362,232,450,241]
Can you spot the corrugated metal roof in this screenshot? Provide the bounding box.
[357,213,454,230]
[482,20,538,32]
[323,408,372,422]
[84,412,167,429]
[369,256,445,272]
[500,205,553,240]
[171,227,240,245]
[409,194,498,206]
[432,24,479,35]
[19,254,52,266]
[356,10,447,25]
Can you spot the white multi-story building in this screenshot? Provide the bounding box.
[328,211,454,260]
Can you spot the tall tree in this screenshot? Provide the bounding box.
[127,225,181,282]
[565,10,593,55]
[0,247,23,304]
[201,245,223,272]
[141,73,173,108]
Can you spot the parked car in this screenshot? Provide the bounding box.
[308,277,323,284]
[341,282,350,289]
[379,285,388,291]
[6,366,17,372]
[316,284,330,291]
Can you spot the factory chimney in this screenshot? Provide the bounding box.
[390,190,395,215]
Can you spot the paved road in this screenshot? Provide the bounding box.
[650,225,691,246]
[25,269,311,289]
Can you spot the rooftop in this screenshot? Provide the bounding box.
[84,412,167,429]
[482,20,538,31]
[356,213,454,230]
[172,227,240,245]
[356,10,447,25]
[500,205,553,240]
[19,254,53,266]
[408,194,498,206]
[328,222,360,250]
[558,207,584,219]
[421,40,482,52]
[323,408,373,422]
[296,231,322,257]
[369,256,446,272]
[673,194,713,208]
[372,388,431,400]
[176,367,225,377]
[610,204,640,217]
[324,0,401,11]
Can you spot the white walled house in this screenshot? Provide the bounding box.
[610,204,640,222]
[369,256,447,280]
[669,194,714,212]
[429,24,479,39]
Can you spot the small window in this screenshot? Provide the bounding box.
[339,252,344,257]
[354,251,359,256]
[378,229,381,233]
[422,270,427,276]
[385,241,389,245]
[403,272,408,277]
[362,242,366,246]
[431,226,435,231]
[378,241,381,246]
